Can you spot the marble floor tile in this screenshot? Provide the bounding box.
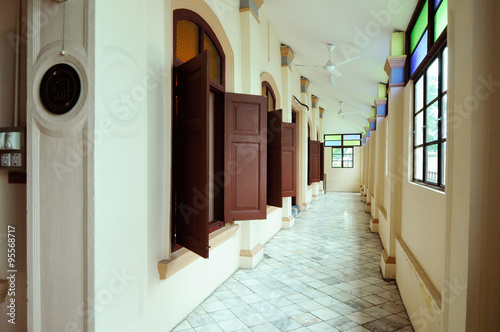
[172,193,413,332]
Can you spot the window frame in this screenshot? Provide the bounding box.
[323,133,361,169]
[406,0,448,82]
[331,147,354,169]
[172,9,227,254]
[412,45,447,189]
[173,9,226,92]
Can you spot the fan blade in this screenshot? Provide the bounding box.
[294,64,324,68]
[335,56,360,67]
[329,75,336,87]
[330,68,343,77]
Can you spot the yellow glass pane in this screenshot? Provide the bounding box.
[204,33,222,84]
[176,20,199,63]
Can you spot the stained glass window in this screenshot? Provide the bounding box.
[411,30,428,76]
[325,134,361,168]
[408,0,447,79]
[410,0,428,53]
[175,15,223,85]
[435,0,448,42]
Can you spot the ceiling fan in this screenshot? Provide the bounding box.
[331,101,364,119]
[295,44,360,87]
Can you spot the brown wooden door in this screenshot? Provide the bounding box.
[309,140,321,183]
[267,110,283,207]
[282,122,297,197]
[174,50,210,258]
[320,142,325,181]
[225,92,267,221]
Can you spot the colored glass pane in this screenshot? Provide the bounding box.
[435,0,448,42]
[176,20,199,63]
[411,0,428,53]
[344,140,360,146]
[325,135,341,141]
[204,33,222,84]
[344,134,361,140]
[325,141,341,147]
[435,0,442,8]
[411,30,428,76]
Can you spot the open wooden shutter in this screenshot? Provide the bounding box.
[175,50,210,258]
[282,122,297,197]
[267,110,283,207]
[320,142,325,181]
[308,139,312,185]
[225,93,267,221]
[309,140,321,183]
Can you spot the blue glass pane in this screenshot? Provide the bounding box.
[325,141,341,147]
[435,0,442,8]
[344,134,361,140]
[411,30,428,76]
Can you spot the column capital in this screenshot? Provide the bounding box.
[301,77,310,94]
[319,107,325,118]
[384,55,407,87]
[375,98,388,118]
[240,0,262,23]
[312,95,319,108]
[281,45,295,70]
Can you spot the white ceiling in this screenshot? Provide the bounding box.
[260,0,417,134]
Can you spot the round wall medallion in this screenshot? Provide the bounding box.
[40,63,82,115]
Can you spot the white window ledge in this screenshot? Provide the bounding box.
[158,224,240,280]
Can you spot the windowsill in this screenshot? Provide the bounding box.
[266,205,280,214]
[158,224,240,280]
[409,181,446,195]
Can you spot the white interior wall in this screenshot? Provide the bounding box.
[325,147,362,192]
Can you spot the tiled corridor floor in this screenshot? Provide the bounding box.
[173,193,414,332]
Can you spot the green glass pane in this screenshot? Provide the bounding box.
[344,140,360,146]
[435,0,448,42]
[332,148,342,155]
[325,135,342,141]
[411,0,429,53]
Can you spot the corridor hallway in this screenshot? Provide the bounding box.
[173,193,413,332]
